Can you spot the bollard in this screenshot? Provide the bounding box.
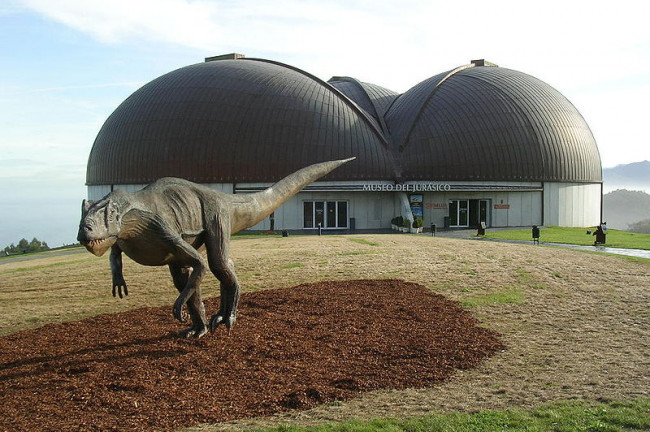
[318,223,322,236]
[532,225,540,245]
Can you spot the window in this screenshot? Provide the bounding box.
[303,201,348,229]
[303,201,314,228]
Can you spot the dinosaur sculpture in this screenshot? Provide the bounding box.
[77,158,354,338]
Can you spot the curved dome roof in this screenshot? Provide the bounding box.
[86,58,394,184]
[385,64,601,182]
[86,58,601,186]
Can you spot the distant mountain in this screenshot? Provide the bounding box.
[603,189,650,230]
[603,161,650,193]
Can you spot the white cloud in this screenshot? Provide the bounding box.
[17,0,650,87]
[574,80,650,167]
[20,0,222,49]
[4,81,144,95]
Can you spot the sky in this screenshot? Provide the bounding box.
[1,0,649,247]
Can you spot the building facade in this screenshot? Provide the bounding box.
[86,55,602,231]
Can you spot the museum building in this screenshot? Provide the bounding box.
[85,54,603,232]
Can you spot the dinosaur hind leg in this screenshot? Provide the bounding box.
[209,258,240,332]
[169,263,208,338]
[204,215,240,332]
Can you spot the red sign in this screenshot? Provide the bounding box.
[425,202,447,209]
[494,204,510,209]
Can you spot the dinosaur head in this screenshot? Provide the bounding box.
[77,197,120,256]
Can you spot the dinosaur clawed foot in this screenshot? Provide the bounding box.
[209,312,236,333]
[179,323,209,339]
[173,301,189,323]
[112,278,128,299]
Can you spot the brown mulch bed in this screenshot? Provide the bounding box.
[0,279,504,432]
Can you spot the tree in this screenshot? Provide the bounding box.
[2,237,50,254]
[29,237,48,252]
[17,238,29,252]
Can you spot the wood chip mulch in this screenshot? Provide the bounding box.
[0,279,504,431]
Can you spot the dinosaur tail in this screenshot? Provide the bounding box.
[230,158,355,233]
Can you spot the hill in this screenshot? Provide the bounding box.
[603,189,650,230]
[603,160,650,193]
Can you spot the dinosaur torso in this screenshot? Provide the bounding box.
[113,179,224,266]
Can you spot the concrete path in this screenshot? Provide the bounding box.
[0,248,86,265]
[430,227,650,259]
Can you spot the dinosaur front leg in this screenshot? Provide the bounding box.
[109,245,128,298]
[169,264,208,338]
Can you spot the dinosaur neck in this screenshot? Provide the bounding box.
[230,158,354,233]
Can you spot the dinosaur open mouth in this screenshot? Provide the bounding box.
[81,237,116,257]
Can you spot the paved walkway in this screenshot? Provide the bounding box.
[430,228,650,259]
[0,248,85,265]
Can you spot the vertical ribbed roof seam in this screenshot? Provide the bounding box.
[329,76,393,140]
[242,58,391,151]
[397,64,476,153]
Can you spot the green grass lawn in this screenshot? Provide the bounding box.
[258,398,650,432]
[484,226,650,250]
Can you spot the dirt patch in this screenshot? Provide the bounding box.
[0,279,503,432]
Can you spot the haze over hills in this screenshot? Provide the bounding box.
[601,161,650,231]
[602,160,650,194]
[603,189,650,230]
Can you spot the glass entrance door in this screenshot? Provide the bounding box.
[315,201,325,228]
[303,201,348,229]
[449,200,469,227]
[451,199,490,228]
[459,200,469,226]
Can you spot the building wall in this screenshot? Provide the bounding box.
[87,181,601,230]
[544,182,601,227]
[88,184,148,201]
[88,185,111,200]
[88,183,234,201]
[420,191,543,228]
[249,191,396,231]
[242,189,547,230]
